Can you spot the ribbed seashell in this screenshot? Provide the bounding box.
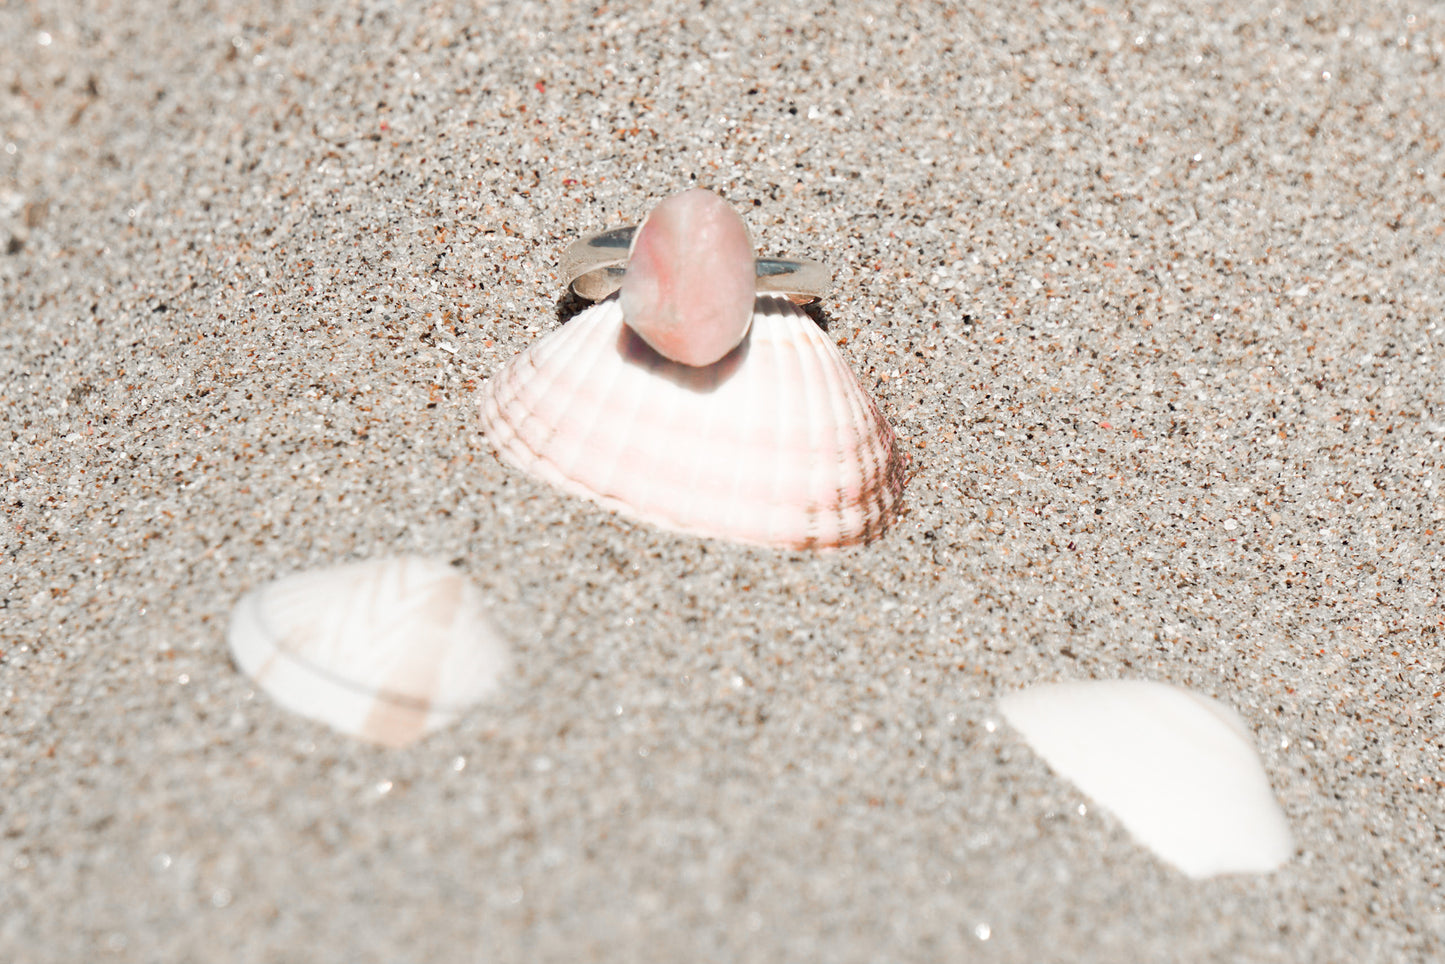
[228,556,510,747]
[999,680,1294,878]
[478,295,905,549]
[618,188,757,367]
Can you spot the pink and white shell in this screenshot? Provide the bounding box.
[228,556,510,747]
[478,295,905,549]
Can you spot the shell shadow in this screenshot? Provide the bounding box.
[554,288,595,326]
[800,300,832,332]
[615,322,748,394]
[557,287,833,331]
[552,293,835,396]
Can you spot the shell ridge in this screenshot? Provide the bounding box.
[800,307,863,545]
[750,300,790,543]
[837,353,891,545]
[341,561,421,677]
[257,610,451,713]
[530,303,637,479]
[819,327,901,543]
[241,565,502,717]
[772,299,829,548]
[574,320,670,499]
[479,354,532,453]
[662,327,734,535]
[489,351,567,469]
[811,313,902,545]
[572,316,667,503]
[504,305,618,451]
[783,301,856,547]
[865,389,906,540]
[483,302,620,475]
[262,576,351,670]
[722,299,782,543]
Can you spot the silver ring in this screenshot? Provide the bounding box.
[560,224,831,305]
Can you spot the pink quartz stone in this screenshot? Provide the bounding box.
[618,188,757,367]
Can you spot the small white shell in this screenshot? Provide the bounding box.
[478,295,904,549]
[998,680,1294,878]
[228,556,510,747]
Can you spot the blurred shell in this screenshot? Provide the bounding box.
[478,295,905,549]
[228,556,510,747]
[998,680,1293,878]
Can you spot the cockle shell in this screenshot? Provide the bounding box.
[618,188,756,367]
[478,295,905,549]
[998,680,1294,878]
[227,556,510,747]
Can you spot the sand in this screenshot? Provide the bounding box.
[2,1,1442,960]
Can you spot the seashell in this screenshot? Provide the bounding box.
[478,294,905,549]
[617,188,757,367]
[998,680,1293,878]
[228,556,510,747]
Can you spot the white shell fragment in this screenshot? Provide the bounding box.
[228,556,510,747]
[998,680,1293,878]
[478,295,904,549]
[619,188,757,367]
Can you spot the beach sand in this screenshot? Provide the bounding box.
[2,1,1442,960]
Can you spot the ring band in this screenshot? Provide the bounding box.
[560,225,831,305]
